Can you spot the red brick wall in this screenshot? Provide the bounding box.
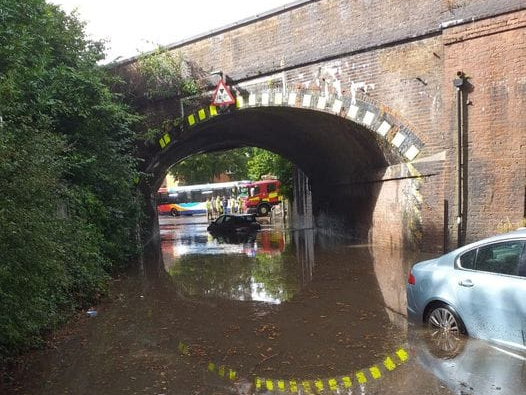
[442,10,526,244]
[114,1,526,251]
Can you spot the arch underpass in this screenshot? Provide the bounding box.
[112,2,525,253]
[142,89,426,250]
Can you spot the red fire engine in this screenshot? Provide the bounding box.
[240,179,282,216]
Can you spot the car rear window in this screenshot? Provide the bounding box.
[459,249,476,269]
[471,241,526,276]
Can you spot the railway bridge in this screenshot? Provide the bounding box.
[111,0,526,252]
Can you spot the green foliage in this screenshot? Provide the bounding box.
[247,148,295,200]
[137,47,199,99]
[496,217,526,233]
[167,249,301,302]
[169,148,252,184]
[169,147,295,198]
[0,0,142,359]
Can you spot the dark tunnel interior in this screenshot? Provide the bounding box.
[146,107,406,240]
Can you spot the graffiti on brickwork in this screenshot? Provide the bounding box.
[350,81,376,104]
[302,63,343,97]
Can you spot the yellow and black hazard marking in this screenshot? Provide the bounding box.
[177,341,189,355]
[176,341,239,383]
[207,362,238,382]
[185,105,218,128]
[158,132,171,149]
[177,340,409,394]
[253,347,410,394]
[180,89,423,161]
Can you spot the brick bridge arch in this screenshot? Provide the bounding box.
[142,87,427,249]
[148,88,424,185]
[118,2,526,253]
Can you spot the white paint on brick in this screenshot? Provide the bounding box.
[288,92,297,106]
[391,132,406,147]
[302,94,312,107]
[332,99,343,114]
[377,121,392,136]
[311,63,343,97]
[405,145,420,161]
[350,81,375,104]
[350,81,366,104]
[362,111,375,126]
[274,92,283,105]
[347,105,359,119]
[261,92,269,106]
[237,73,283,88]
[316,96,327,110]
[411,150,446,163]
[248,93,256,106]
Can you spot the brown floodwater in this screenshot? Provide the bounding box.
[2,215,525,394]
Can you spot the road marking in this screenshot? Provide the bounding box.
[356,371,367,384]
[176,339,409,393]
[384,356,397,371]
[396,347,409,362]
[369,365,382,379]
[249,347,409,393]
[342,375,353,388]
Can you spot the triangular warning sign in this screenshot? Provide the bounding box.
[211,80,235,106]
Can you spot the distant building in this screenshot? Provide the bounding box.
[160,173,178,189]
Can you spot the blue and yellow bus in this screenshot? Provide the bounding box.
[157,181,248,216]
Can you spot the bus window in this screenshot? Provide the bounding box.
[190,190,202,202]
[177,191,188,203]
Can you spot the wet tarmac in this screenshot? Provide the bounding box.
[2,215,525,394]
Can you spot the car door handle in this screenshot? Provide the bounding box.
[459,279,474,287]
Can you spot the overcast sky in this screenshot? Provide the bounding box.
[48,0,295,63]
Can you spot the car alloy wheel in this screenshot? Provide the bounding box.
[426,306,465,335]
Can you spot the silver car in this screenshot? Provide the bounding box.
[407,228,526,351]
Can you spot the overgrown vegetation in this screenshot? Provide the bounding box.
[496,217,526,233]
[0,0,142,360]
[135,48,295,199]
[0,0,296,365]
[137,47,200,99]
[132,46,203,143]
[169,148,251,184]
[246,148,295,200]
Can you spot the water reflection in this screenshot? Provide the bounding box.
[409,327,526,395]
[161,216,312,303]
[370,246,436,325]
[6,217,526,395]
[158,216,526,393]
[159,216,410,380]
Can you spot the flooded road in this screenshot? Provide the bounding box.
[3,215,525,394]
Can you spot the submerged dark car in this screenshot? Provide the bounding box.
[207,214,261,234]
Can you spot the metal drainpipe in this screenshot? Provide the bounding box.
[454,72,466,247]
